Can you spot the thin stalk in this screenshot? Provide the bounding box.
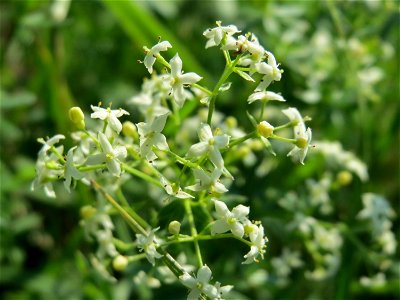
[122,163,163,187]
[184,199,203,267]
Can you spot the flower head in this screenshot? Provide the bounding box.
[255,51,283,91]
[243,224,268,264]
[90,105,130,134]
[203,21,240,49]
[64,146,84,192]
[282,107,312,164]
[144,41,172,74]
[137,113,169,161]
[136,228,163,266]
[211,200,250,238]
[160,176,194,199]
[187,123,230,169]
[187,168,228,194]
[179,265,218,300]
[167,54,202,107]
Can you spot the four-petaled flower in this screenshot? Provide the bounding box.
[211,200,250,238]
[243,224,268,264]
[137,113,169,161]
[86,132,127,177]
[179,265,218,300]
[187,123,230,169]
[160,176,194,199]
[136,228,163,266]
[203,21,240,49]
[255,51,283,91]
[90,105,130,134]
[144,41,172,74]
[64,146,84,192]
[167,54,202,107]
[187,168,228,194]
[282,107,312,165]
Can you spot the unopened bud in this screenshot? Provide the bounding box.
[168,220,181,235]
[69,107,85,130]
[80,205,97,220]
[122,121,138,139]
[337,171,353,186]
[257,121,274,138]
[112,255,129,271]
[225,116,238,129]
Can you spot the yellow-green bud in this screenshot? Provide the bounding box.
[237,145,251,157]
[80,205,97,220]
[122,121,138,139]
[69,107,85,123]
[337,171,353,186]
[295,137,308,149]
[257,121,274,138]
[225,116,238,129]
[112,255,129,272]
[249,139,264,151]
[168,220,181,235]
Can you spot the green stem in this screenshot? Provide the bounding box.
[270,134,297,144]
[163,233,252,247]
[273,121,294,131]
[116,189,150,230]
[192,83,212,95]
[50,146,65,163]
[164,149,199,168]
[184,199,203,267]
[78,164,106,172]
[225,131,257,151]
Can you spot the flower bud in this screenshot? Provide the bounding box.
[112,255,129,272]
[80,205,97,220]
[225,116,238,129]
[168,220,181,235]
[257,121,274,138]
[337,171,353,186]
[69,107,85,130]
[122,121,138,139]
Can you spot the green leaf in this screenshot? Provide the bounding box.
[234,70,255,82]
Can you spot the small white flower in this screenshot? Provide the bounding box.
[187,168,228,194]
[90,105,130,134]
[243,224,268,264]
[136,228,163,266]
[64,146,84,192]
[248,91,286,104]
[86,132,127,177]
[179,265,218,300]
[160,176,194,199]
[137,113,169,161]
[167,54,202,107]
[144,41,172,74]
[255,51,283,91]
[203,21,240,49]
[187,123,230,169]
[282,107,312,165]
[215,281,234,300]
[211,200,249,238]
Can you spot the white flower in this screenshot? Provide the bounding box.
[243,224,268,264]
[282,107,312,164]
[64,146,84,192]
[90,105,130,134]
[214,281,234,300]
[136,228,163,266]
[31,135,66,198]
[211,200,249,238]
[160,176,194,199]
[255,51,283,91]
[203,21,240,49]
[137,113,169,161]
[86,132,127,177]
[187,168,228,194]
[248,91,286,104]
[187,123,230,169]
[129,92,169,122]
[144,41,172,73]
[179,265,218,300]
[167,54,202,107]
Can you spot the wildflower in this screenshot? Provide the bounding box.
[255,51,283,91]
[214,281,234,300]
[64,146,84,192]
[137,113,169,161]
[136,228,163,266]
[90,105,130,134]
[211,200,250,238]
[144,40,172,74]
[31,135,66,198]
[187,123,230,169]
[167,54,202,107]
[243,224,268,264]
[203,21,240,49]
[86,132,127,177]
[248,91,285,104]
[282,107,312,164]
[160,176,194,199]
[187,168,228,194]
[179,265,218,300]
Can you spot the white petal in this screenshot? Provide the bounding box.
[107,160,121,177]
[98,132,113,154]
[198,123,213,142]
[180,72,202,85]
[113,146,127,160]
[197,265,212,283]
[209,148,224,169]
[214,134,229,148]
[170,54,182,77]
[153,133,169,151]
[151,113,169,133]
[86,153,105,165]
[231,222,244,238]
[187,142,208,158]
[232,204,250,219]
[179,273,196,289]
[211,220,230,235]
[214,200,229,217]
[108,114,123,133]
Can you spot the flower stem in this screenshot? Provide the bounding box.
[225,131,257,151]
[122,163,163,187]
[184,199,203,267]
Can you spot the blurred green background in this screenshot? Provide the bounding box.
[0,0,399,299]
